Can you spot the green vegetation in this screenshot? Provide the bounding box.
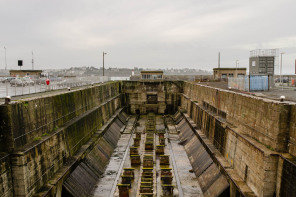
[42,132,49,137]
[33,136,42,141]
[252,137,275,151]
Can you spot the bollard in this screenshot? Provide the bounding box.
[5,96,11,104]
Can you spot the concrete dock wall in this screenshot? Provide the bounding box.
[0,82,123,197]
[289,105,296,156]
[182,82,290,152]
[122,81,182,114]
[181,82,296,197]
[0,82,120,152]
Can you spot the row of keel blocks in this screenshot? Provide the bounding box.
[146,113,156,133]
[161,168,174,196]
[140,121,155,196]
[140,157,154,196]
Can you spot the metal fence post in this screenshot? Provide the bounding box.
[6,81,8,96]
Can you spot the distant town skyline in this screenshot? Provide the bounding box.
[0,0,296,74]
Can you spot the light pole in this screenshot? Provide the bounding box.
[280,52,285,89]
[4,46,7,70]
[103,52,107,76]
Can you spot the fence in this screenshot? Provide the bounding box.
[0,76,110,98]
[228,75,269,92]
[274,76,296,87]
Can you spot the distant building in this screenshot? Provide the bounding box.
[9,70,43,78]
[213,68,247,79]
[249,49,277,75]
[141,71,163,80]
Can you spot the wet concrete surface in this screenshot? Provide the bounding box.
[256,87,296,102]
[92,133,132,197]
[166,116,204,197]
[199,81,296,103]
[92,115,203,197]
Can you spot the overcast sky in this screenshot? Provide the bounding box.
[0,0,296,74]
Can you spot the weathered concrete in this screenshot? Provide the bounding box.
[0,82,123,197]
[122,81,182,114]
[1,80,296,197]
[289,105,296,156]
[181,82,296,197]
[0,82,121,152]
[0,153,13,197]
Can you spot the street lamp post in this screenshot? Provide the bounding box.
[103,52,107,76]
[280,52,285,89]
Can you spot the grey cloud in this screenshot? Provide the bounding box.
[0,0,295,73]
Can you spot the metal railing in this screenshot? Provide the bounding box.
[0,76,110,98]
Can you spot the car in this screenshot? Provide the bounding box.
[22,77,35,85]
[35,78,47,85]
[10,79,26,87]
[2,77,16,83]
